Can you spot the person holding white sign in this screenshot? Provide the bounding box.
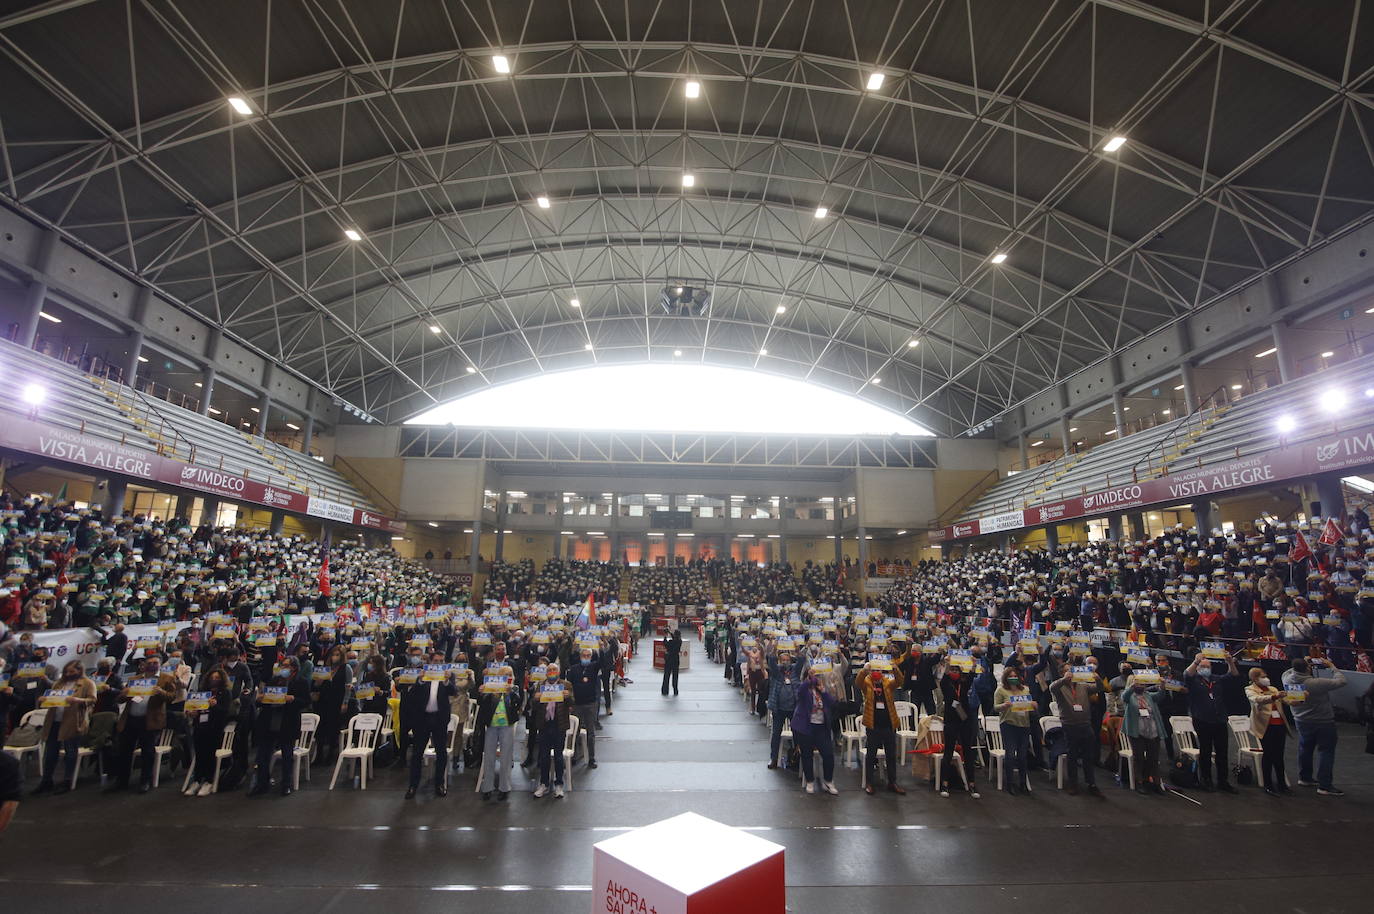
[475,653,521,801]
[402,651,459,799]
[34,660,94,795]
[109,653,177,794]
[1184,650,1240,793]
[529,663,574,798]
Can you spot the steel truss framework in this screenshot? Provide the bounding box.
[400,426,938,469]
[1,1,1373,436]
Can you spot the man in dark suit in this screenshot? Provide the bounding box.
[250,656,311,796]
[661,628,682,696]
[403,651,459,798]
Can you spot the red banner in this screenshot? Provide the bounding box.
[0,412,401,531]
[933,420,1374,541]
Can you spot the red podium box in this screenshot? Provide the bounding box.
[592,812,785,914]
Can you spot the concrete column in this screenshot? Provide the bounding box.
[270,510,285,535]
[1192,500,1215,535]
[1272,321,1296,383]
[1127,512,1146,540]
[103,479,127,518]
[778,497,789,565]
[833,491,844,564]
[257,393,271,436]
[1314,475,1346,521]
[469,518,483,574]
[200,497,220,526]
[1018,434,1029,470]
[173,493,193,522]
[778,535,788,565]
[300,413,315,454]
[1107,513,1124,541]
[1179,360,1197,416]
[198,366,217,416]
[1059,415,1073,456]
[857,525,868,575]
[1045,525,1059,554]
[18,280,47,349]
[553,494,566,559]
[123,331,144,386]
[1112,390,1126,436]
[493,494,506,561]
[1000,533,1013,553]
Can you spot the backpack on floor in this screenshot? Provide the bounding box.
[1170,756,1199,789]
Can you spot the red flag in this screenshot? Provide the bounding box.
[910,603,918,624]
[1319,517,1344,547]
[836,564,846,588]
[500,594,510,609]
[318,529,331,597]
[1290,530,1313,565]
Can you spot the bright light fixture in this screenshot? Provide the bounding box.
[1321,350,1334,358]
[675,287,684,294]
[814,206,828,218]
[1366,388,1374,398]
[428,522,439,528]
[227,96,252,115]
[1276,414,1296,433]
[1323,388,1347,413]
[1256,347,1277,357]
[1031,440,1043,447]
[1230,384,1242,390]
[249,406,260,413]
[673,349,682,357]
[570,298,580,308]
[136,355,148,363]
[776,304,786,314]
[286,422,300,430]
[990,252,1008,264]
[684,80,700,98]
[22,383,45,406]
[1161,408,1171,415]
[871,376,881,385]
[1174,384,1185,390]
[907,338,920,348]
[466,365,477,374]
[681,173,695,187]
[758,348,768,356]
[866,72,885,91]
[429,325,441,333]
[1068,427,1078,433]
[584,342,594,350]
[1105,429,1117,435]
[207,407,221,415]
[1103,135,1127,152]
[1123,406,1131,411]
[897,530,907,536]
[536,195,550,209]
[492,55,511,74]
[38,311,61,323]
[193,381,203,388]
[344,228,362,242]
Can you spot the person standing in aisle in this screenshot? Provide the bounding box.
[661,627,682,696]
[570,647,602,769]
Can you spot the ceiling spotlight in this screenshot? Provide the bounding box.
[570,298,581,308]
[1174,384,1185,390]
[776,304,786,314]
[871,376,881,385]
[249,406,260,413]
[907,338,920,348]
[684,80,700,98]
[1321,350,1334,358]
[136,355,149,363]
[865,72,886,91]
[675,287,684,294]
[38,311,62,323]
[227,96,253,115]
[344,228,362,242]
[1030,440,1043,447]
[22,383,46,406]
[466,365,477,374]
[1161,409,1171,415]
[1322,388,1347,413]
[814,206,828,219]
[1276,414,1296,433]
[193,381,203,388]
[536,195,550,209]
[1102,135,1128,152]
[285,422,300,430]
[990,252,1008,264]
[584,342,594,351]
[1255,347,1277,358]
[681,173,695,188]
[673,349,682,357]
[759,348,768,356]
[1230,384,1242,390]
[492,55,511,74]
[1366,388,1374,398]
[1069,427,1078,432]
[429,325,441,334]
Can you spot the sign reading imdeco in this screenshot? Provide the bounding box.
[591,812,784,914]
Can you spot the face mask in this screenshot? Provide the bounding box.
[948,670,961,681]
[1258,677,1270,688]
[409,656,423,666]
[1197,666,1211,679]
[581,655,592,664]
[1006,677,1020,687]
[546,671,558,681]
[166,659,181,670]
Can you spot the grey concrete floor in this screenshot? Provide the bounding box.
[4,634,1374,913]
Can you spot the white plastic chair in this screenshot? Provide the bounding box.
[1228,715,1264,788]
[3,709,46,774]
[1039,716,1066,789]
[134,727,175,788]
[330,712,382,790]
[562,714,580,791]
[1169,716,1201,761]
[70,742,101,789]
[1116,725,1136,790]
[776,722,794,768]
[983,717,1007,790]
[858,731,888,790]
[180,721,237,793]
[921,718,970,793]
[270,713,318,790]
[422,714,460,788]
[894,701,919,757]
[839,714,863,767]
[461,698,477,753]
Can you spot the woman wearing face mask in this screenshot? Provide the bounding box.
[34,660,95,794]
[1120,673,1167,794]
[993,667,1033,795]
[183,667,230,797]
[312,645,353,767]
[357,655,392,717]
[939,662,980,797]
[791,673,838,794]
[1246,666,1294,795]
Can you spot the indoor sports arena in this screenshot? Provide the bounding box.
[2,2,1374,911]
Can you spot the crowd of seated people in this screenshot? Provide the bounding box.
[485,559,535,601]
[630,564,710,604]
[719,561,802,605]
[802,561,861,606]
[532,558,622,605]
